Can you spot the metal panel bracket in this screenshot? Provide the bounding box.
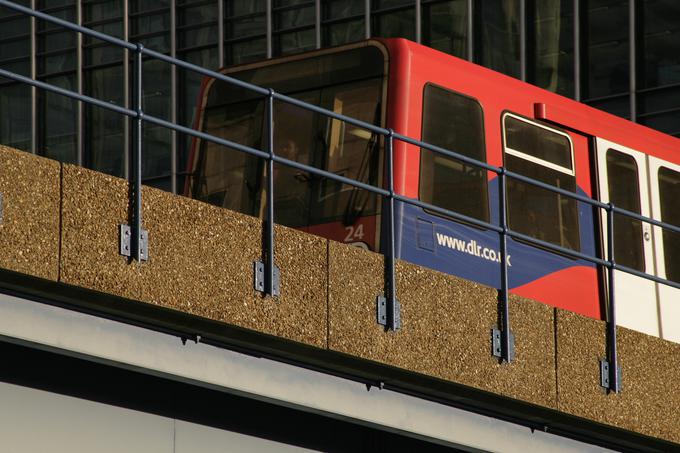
[600,359,622,392]
[377,295,401,331]
[491,328,515,361]
[119,224,148,261]
[254,261,280,297]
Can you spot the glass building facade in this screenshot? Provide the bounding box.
[0,0,678,193]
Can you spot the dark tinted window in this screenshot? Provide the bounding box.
[372,1,415,41]
[530,0,574,97]
[505,116,572,169]
[419,84,488,222]
[504,115,579,251]
[606,149,644,271]
[659,167,680,282]
[422,0,467,59]
[193,45,385,229]
[585,0,630,100]
[477,0,520,78]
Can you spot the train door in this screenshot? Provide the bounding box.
[596,138,658,336]
[649,157,680,342]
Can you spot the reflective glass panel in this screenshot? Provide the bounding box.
[39,75,77,163]
[504,116,579,251]
[640,0,680,89]
[477,0,520,78]
[86,66,125,177]
[531,0,574,97]
[606,149,644,271]
[505,116,572,170]
[422,0,467,59]
[584,0,629,99]
[419,84,488,222]
[192,46,385,231]
[0,8,30,150]
[372,7,415,41]
[659,167,680,282]
[323,20,365,46]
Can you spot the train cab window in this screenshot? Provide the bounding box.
[659,166,680,282]
[193,45,385,229]
[503,114,579,251]
[419,84,488,222]
[606,149,644,271]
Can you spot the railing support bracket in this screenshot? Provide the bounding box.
[377,295,400,331]
[491,328,514,361]
[600,358,622,393]
[119,224,148,261]
[254,261,280,297]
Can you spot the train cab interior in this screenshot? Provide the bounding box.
[189,44,387,249]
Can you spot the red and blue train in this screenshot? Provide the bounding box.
[187,39,680,343]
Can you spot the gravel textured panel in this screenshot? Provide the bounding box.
[60,165,326,347]
[60,165,139,300]
[0,146,60,281]
[328,241,557,408]
[556,309,680,443]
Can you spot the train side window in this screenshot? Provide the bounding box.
[419,84,488,222]
[606,149,644,272]
[503,114,579,251]
[658,166,680,282]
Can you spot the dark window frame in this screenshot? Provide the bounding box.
[658,165,680,283]
[418,82,490,224]
[605,148,645,272]
[502,111,581,253]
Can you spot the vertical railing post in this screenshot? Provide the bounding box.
[265,89,276,296]
[604,203,621,392]
[377,130,400,331]
[493,167,514,362]
[117,44,147,261]
[386,130,398,330]
[132,43,145,262]
[254,89,279,297]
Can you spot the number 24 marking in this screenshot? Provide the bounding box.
[344,224,364,242]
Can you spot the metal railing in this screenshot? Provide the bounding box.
[2,0,680,394]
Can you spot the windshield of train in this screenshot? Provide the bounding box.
[190,45,386,230]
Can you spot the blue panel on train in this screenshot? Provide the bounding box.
[396,180,597,290]
[416,218,435,251]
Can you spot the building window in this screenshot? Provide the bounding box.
[225,0,267,65]
[583,0,630,118]
[177,0,219,191]
[504,114,579,251]
[530,0,574,98]
[606,149,644,271]
[83,0,125,178]
[322,0,364,46]
[637,0,680,137]
[273,0,316,56]
[130,0,172,190]
[0,0,31,152]
[372,0,415,41]
[419,84,488,222]
[422,0,468,59]
[476,0,520,79]
[37,1,78,164]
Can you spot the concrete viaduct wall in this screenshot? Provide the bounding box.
[0,144,678,445]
